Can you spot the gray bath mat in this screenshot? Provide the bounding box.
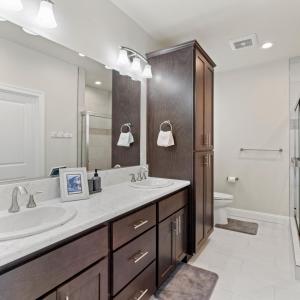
[215,218,258,235]
[156,263,218,300]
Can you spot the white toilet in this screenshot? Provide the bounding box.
[214,192,234,225]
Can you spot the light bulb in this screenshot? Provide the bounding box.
[130,57,142,81]
[261,42,273,49]
[142,64,152,79]
[0,0,23,11]
[36,0,57,29]
[117,49,130,75]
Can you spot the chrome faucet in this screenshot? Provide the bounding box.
[137,166,148,181]
[8,186,28,213]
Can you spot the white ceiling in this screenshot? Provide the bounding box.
[0,21,112,91]
[111,0,300,71]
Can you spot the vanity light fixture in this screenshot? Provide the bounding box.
[116,46,153,81]
[22,27,39,36]
[117,49,131,75]
[261,42,273,49]
[0,0,23,12]
[142,64,152,79]
[36,0,57,29]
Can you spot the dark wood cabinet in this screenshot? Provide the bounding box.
[147,40,215,253]
[57,258,108,300]
[158,206,188,287]
[194,152,214,250]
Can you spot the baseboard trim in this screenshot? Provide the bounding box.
[227,207,289,225]
[290,217,300,280]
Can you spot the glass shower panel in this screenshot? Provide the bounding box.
[80,112,112,171]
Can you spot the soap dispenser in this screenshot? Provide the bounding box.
[92,169,102,193]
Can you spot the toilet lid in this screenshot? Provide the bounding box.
[214,192,233,200]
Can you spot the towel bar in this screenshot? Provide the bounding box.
[240,148,283,153]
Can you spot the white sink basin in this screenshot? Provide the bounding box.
[0,205,77,241]
[130,178,174,189]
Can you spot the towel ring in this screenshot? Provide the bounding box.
[120,123,132,133]
[159,120,173,132]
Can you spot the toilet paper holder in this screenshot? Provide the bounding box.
[227,176,239,182]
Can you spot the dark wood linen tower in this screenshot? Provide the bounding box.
[146,40,216,253]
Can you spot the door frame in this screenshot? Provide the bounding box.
[0,82,45,180]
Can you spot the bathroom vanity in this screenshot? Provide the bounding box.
[0,180,190,300]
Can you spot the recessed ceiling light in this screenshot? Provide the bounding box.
[78,53,85,57]
[22,27,39,36]
[261,42,273,49]
[95,81,102,85]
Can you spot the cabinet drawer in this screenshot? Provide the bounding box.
[113,227,156,295]
[114,261,156,300]
[0,226,108,300]
[159,189,188,222]
[112,204,156,250]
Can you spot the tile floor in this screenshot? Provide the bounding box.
[189,217,300,300]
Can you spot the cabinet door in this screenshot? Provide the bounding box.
[158,215,176,286]
[204,153,214,236]
[174,207,187,262]
[194,152,205,250]
[195,51,205,151]
[195,50,214,151]
[39,292,56,300]
[57,258,108,300]
[204,64,214,150]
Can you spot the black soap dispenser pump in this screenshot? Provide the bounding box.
[93,169,102,193]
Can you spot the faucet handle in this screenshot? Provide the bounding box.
[26,191,42,208]
[130,174,136,183]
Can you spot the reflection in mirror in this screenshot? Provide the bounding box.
[0,21,141,182]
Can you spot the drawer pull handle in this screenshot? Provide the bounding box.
[133,220,149,230]
[131,250,149,264]
[133,289,149,300]
[65,297,69,300]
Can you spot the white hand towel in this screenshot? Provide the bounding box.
[157,130,175,147]
[117,132,134,147]
[117,132,131,147]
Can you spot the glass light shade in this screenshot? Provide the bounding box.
[117,49,130,75]
[36,0,57,29]
[142,64,152,79]
[0,0,23,11]
[130,57,142,80]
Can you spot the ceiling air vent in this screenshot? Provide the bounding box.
[229,34,258,50]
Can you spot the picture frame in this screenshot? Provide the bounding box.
[59,168,89,202]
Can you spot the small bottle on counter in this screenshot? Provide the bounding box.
[92,169,102,193]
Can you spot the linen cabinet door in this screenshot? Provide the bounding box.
[195,51,206,151]
[204,64,214,151]
[204,152,214,236]
[174,207,188,262]
[194,152,205,251]
[158,215,176,287]
[57,258,108,300]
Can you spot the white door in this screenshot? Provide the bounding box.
[0,86,44,181]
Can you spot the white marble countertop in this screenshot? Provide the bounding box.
[0,178,190,270]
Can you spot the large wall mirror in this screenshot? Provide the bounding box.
[0,21,141,182]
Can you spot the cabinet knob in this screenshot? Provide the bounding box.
[133,289,149,300]
[131,250,149,264]
[133,220,149,230]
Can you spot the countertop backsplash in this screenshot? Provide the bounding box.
[0,165,146,211]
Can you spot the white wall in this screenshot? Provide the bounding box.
[214,59,290,216]
[0,38,78,175]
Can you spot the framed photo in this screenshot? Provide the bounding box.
[59,168,89,202]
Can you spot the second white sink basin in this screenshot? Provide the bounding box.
[130,178,174,189]
[0,205,77,241]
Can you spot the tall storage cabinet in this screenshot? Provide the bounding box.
[147,40,215,253]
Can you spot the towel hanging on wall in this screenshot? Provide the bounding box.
[117,123,134,147]
[157,120,175,147]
